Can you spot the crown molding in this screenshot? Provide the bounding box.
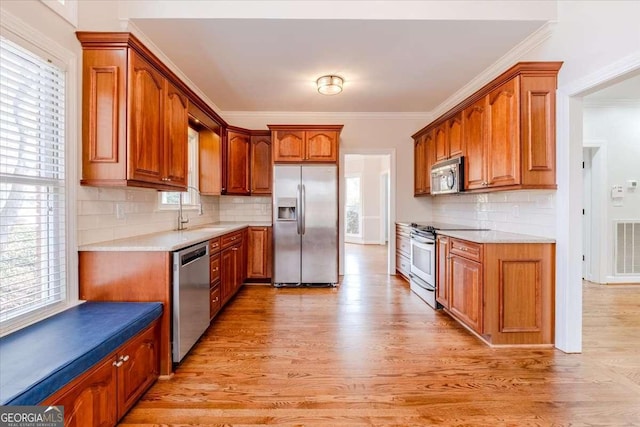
[222,111,432,121]
[429,21,556,120]
[122,19,225,118]
[561,51,640,97]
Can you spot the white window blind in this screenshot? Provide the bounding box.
[0,36,67,324]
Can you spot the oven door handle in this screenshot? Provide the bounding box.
[411,236,435,245]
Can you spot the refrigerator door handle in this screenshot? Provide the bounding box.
[296,184,302,235]
[301,184,306,235]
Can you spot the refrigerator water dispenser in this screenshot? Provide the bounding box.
[276,198,297,221]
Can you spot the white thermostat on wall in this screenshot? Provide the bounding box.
[628,180,638,190]
[611,185,624,199]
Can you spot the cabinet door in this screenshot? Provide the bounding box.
[463,98,487,190]
[116,322,160,419]
[250,135,272,194]
[129,51,164,184]
[209,285,221,320]
[47,357,117,427]
[232,242,244,290]
[414,136,426,195]
[220,247,235,302]
[273,130,304,162]
[199,127,222,195]
[226,131,250,195]
[163,81,188,187]
[434,123,448,162]
[305,130,337,162]
[486,77,520,188]
[424,131,435,194]
[436,236,450,309]
[247,226,272,279]
[448,112,463,158]
[450,255,483,334]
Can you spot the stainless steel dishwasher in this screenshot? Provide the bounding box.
[172,242,210,363]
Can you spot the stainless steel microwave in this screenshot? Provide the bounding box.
[430,157,464,195]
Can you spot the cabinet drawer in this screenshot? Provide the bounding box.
[397,236,411,258]
[450,238,483,262]
[209,286,221,319]
[209,237,221,254]
[396,223,411,238]
[210,254,220,283]
[396,253,410,277]
[221,231,243,249]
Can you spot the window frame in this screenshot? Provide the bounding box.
[0,11,78,337]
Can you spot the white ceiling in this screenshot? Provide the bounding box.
[133,18,546,112]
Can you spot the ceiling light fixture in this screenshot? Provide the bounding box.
[316,75,343,95]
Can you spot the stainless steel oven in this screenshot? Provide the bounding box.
[409,228,437,308]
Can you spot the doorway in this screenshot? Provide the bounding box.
[342,154,391,276]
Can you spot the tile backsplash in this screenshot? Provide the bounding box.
[77,186,220,246]
[431,190,556,238]
[219,196,272,222]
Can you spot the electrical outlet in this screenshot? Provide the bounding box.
[116,203,126,220]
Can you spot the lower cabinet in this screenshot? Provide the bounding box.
[395,223,411,281]
[247,226,272,281]
[43,321,160,427]
[437,237,555,346]
[220,232,245,305]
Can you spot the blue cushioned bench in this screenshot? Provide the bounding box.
[0,301,162,405]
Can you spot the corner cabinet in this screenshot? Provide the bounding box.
[412,62,562,194]
[436,236,555,346]
[77,32,188,190]
[269,125,343,163]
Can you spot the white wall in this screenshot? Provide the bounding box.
[584,103,640,281]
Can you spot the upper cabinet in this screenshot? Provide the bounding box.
[269,125,343,163]
[413,129,436,196]
[250,132,272,195]
[77,33,190,190]
[77,32,227,192]
[225,128,251,195]
[412,62,562,194]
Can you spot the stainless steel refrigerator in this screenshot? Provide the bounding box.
[273,165,338,286]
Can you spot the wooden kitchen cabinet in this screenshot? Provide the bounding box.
[395,223,411,281]
[220,230,246,305]
[414,134,427,195]
[436,236,555,346]
[192,104,223,196]
[449,253,483,334]
[77,33,189,191]
[43,321,160,427]
[269,125,343,163]
[250,132,272,195]
[247,226,272,281]
[412,62,562,194]
[225,128,251,195]
[436,236,450,308]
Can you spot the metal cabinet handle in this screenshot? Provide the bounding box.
[212,297,219,303]
[121,355,130,362]
[212,267,219,272]
[113,360,123,367]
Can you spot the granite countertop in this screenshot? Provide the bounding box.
[78,221,272,252]
[437,229,555,244]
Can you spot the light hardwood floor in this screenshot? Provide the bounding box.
[121,248,640,426]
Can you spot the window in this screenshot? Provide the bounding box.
[345,175,362,237]
[0,36,69,328]
[159,127,199,208]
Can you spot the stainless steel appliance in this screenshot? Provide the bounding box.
[431,157,464,195]
[172,242,210,363]
[409,222,489,309]
[273,165,338,287]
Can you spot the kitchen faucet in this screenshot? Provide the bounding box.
[177,185,203,230]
